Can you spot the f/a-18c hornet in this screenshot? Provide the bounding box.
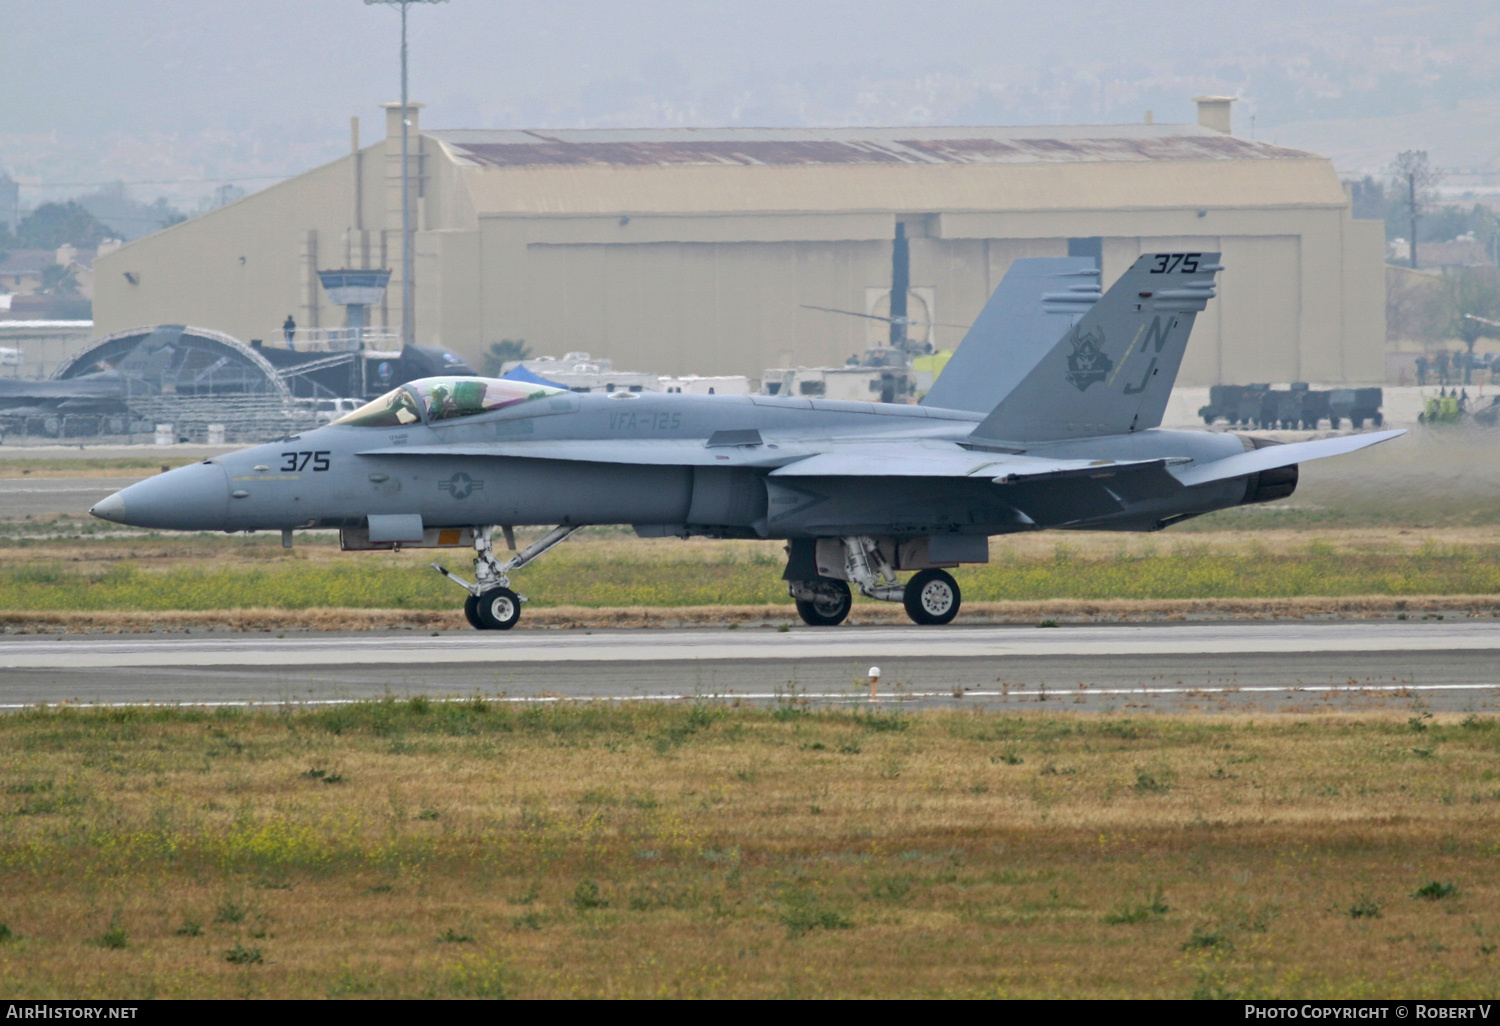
[92,253,1401,630]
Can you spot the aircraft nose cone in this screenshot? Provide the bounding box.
[90,491,127,523]
[94,462,231,530]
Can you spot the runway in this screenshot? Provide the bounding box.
[0,620,1495,713]
[0,477,140,518]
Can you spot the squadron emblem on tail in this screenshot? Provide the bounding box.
[1064,327,1111,391]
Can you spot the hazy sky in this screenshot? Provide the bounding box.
[4,0,1497,203]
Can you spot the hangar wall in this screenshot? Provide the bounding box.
[96,112,1388,387]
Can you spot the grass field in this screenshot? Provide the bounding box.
[0,702,1494,998]
[0,524,1498,614]
[0,458,202,479]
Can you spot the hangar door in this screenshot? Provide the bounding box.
[1216,236,1301,385]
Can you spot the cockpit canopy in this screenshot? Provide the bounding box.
[330,376,565,428]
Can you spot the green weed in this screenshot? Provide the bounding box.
[1183,927,1233,950]
[1134,770,1172,794]
[224,943,263,965]
[1103,889,1169,924]
[781,904,852,938]
[572,879,608,911]
[1412,881,1459,901]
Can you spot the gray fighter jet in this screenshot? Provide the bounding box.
[91,252,1400,629]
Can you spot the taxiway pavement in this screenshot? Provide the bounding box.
[0,620,1494,713]
[0,477,141,518]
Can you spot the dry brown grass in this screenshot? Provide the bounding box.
[0,702,1495,998]
[5,525,1499,567]
[0,460,197,480]
[2,594,1500,633]
[0,593,1497,634]
[2,518,1497,628]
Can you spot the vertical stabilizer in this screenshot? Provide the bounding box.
[970,252,1220,442]
[921,257,1100,414]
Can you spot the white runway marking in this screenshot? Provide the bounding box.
[1,621,1494,670]
[0,681,1492,711]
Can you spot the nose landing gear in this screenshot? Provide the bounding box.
[435,524,580,631]
[465,588,521,630]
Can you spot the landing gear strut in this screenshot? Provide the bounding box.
[787,536,964,627]
[434,525,580,631]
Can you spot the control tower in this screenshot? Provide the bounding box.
[317,269,393,342]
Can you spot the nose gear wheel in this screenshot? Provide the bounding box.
[474,587,522,630]
[433,524,580,631]
[463,593,484,630]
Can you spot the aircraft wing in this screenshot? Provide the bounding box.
[1170,430,1404,487]
[766,441,1179,482]
[355,439,807,468]
[360,437,1178,482]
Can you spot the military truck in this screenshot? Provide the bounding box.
[1327,387,1385,429]
[1199,383,1382,430]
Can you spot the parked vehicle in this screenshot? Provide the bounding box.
[1200,383,1382,430]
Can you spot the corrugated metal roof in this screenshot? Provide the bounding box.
[431,125,1316,169]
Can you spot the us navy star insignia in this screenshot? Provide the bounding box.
[440,472,483,500]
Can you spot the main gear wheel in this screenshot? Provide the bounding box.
[793,579,852,627]
[903,568,961,626]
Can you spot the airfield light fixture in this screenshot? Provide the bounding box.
[364,0,449,349]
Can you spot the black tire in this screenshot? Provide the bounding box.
[463,593,485,630]
[474,587,522,630]
[904,568,961,626]
[793,579,852,627]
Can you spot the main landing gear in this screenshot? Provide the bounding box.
[791,578,852,627]
[902,567,961,626]
[434,525,580,631]
[787,536,962,628]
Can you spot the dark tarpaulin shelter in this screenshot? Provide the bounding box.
[501,363,568,389]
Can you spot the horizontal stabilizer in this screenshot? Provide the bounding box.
[1170,430,1404,487]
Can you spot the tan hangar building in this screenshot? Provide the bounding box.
[94,98,1386,386]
